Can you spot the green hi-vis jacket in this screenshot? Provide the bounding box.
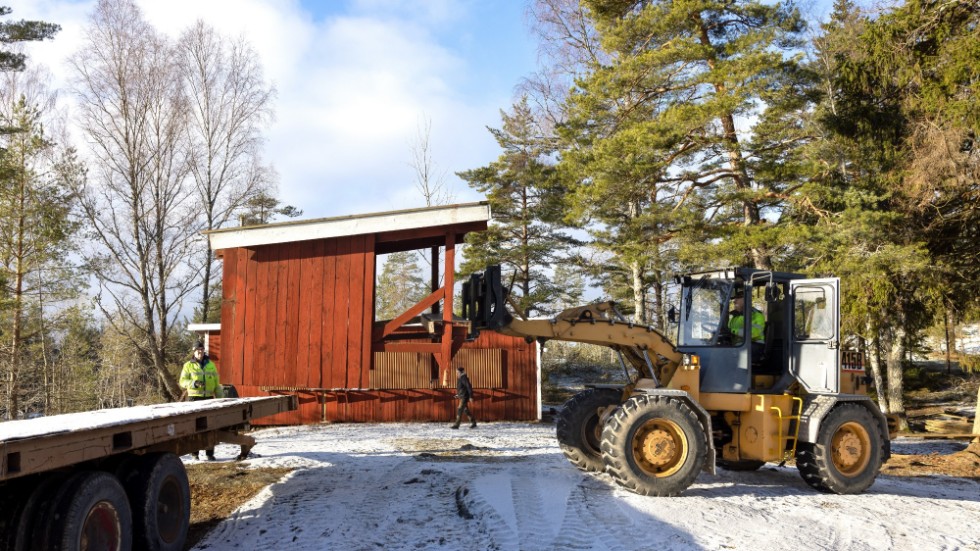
[729,308,766,343]
[179,358,224,398]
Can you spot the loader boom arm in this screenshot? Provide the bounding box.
[462,267,682,385]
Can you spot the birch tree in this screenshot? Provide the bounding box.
[178,21,276,323]
[69,0,195,400]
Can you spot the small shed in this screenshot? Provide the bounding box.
[205,202,540,425]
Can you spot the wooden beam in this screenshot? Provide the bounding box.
[381,288,444,338]
[380,343,442,354]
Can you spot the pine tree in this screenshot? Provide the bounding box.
[805,0,980,426]
[570,0,811,271]
[0,6,60,73]
[0,89,83,418]
[458,97,578,318]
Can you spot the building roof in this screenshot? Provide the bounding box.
[206,201,491,251]
[187,323,221,332]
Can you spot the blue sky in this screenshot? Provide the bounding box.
[11,0,539,219]
[12,0,837,222]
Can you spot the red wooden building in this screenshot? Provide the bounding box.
[200,202,540,425]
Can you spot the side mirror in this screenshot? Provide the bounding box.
[765,282,779,303]
[667,305,678,324]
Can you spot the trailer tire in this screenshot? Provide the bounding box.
[16,473,72,551]
[0,479,26,551]
[601,394,707,496]
[43,471,132,551]
[556,388,622,472]
[122,453,190,551]
[796,403,884,494]
[0,475,60,551]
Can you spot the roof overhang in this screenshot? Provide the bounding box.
[206,201,491,251]
[187,323,221,332]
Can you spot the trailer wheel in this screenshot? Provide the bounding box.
[556,388,622,472]
[44,471,132,551]
[796,403,884,494]
[0,475,52,551]
[121,453,190,551]
[601,394,707,496]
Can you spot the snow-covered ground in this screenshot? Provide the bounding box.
[190,422,980,551]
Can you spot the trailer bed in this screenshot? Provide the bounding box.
[0,396,295,482]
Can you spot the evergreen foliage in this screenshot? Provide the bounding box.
[459,97,579,318]
[0,7,59,73]
[375,251,429,321]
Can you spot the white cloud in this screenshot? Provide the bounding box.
[6,0,531,218]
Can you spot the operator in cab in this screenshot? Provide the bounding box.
[729,293,765,360]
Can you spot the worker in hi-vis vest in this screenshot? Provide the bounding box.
[729,302,766,361]
[179,342,223,459]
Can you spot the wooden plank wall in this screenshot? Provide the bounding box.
[219,234,538,425]
[220,234,375,424]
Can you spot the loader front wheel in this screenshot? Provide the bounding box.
[556,388,622,472]
[796,403,884,494]
[601,394,706,496]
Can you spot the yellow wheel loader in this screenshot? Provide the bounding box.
[462,266,889,497]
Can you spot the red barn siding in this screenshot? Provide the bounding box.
[217,230,538,425]
[207,334,222,366]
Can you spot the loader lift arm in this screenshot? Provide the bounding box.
[461,266,682,387]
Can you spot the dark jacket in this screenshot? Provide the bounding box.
[456,371,473,400]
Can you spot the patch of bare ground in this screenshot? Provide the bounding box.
[883,442,980,479]
[184,463,293,550]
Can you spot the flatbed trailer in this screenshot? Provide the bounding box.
[0,395,296,551]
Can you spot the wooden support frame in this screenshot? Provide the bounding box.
[373,229,467,380]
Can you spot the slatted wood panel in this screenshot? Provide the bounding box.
[370,353,431,389]
[370,349,503,390]
[218,234,537,425]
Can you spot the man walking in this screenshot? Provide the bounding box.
[451,365,476,429]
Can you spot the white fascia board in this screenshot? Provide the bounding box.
[187,323,221,332]
[207,202,490,251]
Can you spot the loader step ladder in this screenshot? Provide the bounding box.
[771,397,804,461]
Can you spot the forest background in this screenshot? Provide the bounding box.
[2,0,978,431]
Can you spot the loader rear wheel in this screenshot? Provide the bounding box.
[796,403,884,494]
[601,394,706,496]
[556,388,622,472]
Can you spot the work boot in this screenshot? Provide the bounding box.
[469,422,477,429]
[450,423,459,429]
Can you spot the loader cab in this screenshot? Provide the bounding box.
[673,268,841,394]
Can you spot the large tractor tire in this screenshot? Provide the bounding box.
[43,471,132,551]
[556,388,622,472]
[796,403,885,494]
[119,453,191,551]
[601,394,707,496]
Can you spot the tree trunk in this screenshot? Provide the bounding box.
[868,331,889,413]
[694,11,770,270]
[630,259,645,324]
[200,248,214,322]
[883,326,908,431]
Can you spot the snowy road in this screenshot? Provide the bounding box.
[190,423,980,551]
